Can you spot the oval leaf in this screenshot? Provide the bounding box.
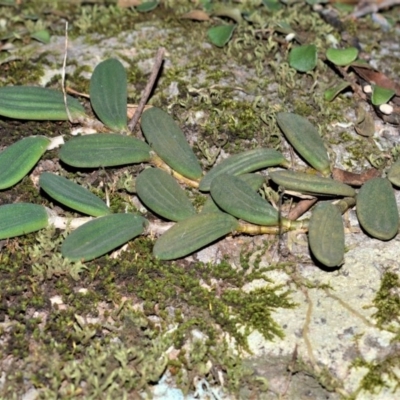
[59,134,151,168]
[326,47,358,66]
[276,112,331,176]
[136,0,158,12]
[371,85,395,106]
[61,213,148,261]
[90,58,128,131]
[136,168,196,221]
[269,170,356,197]
[39,172,110,217]
[199,148,288,191]
[308,202,345,267]
[207,24,236,47]
[210,174,279,226]
[0,86,86,121]
[153,212,238,260]
[356,178,398,240]
[0,136,50,190]
[141,107,203,180]
[289,44,317,72]
[0,203,48,239]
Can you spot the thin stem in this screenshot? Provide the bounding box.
[128,47,165,132]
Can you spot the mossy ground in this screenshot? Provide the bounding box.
[1,0,400,398]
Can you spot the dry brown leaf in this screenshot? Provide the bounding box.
[353,66,400,96]
[332,167,380,186]
[354,103,375,137]
[180,10,210,21]
[117,0,141,8]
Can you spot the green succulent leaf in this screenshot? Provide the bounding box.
[61,213,148,262]
[141,107,203,180]
[200,196,222,214]
[326,47,358,66]
[356,178,399,240]
[289,44,317,72]
[237,173,266,191]
[136,0,159,12]
[269,170,356,197]
[59,134,151,168]
[308,202,345,267]
[136,168,196,221]
[153,212,238,260]
[39,172,110,217]
[324,81,351,102]
[371,85,395,106]
[30,29,51,44]
[276,112,331,176]
[0,136,50,190]
[90,58,128,131]
[210,174,279,226]
[207,24,236,47]
[0,86,86,121]
[199,148,288,191]
[0,203,48,239]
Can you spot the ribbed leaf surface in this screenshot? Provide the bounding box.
[90,58,128,131]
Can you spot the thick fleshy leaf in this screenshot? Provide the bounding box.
[308,202,345,267]
[276,112,331,176]
[0,86,86,121]
[153,212,238,260]
[59,134,151,168]
[269,170,356,197]
[210,174,279,226]
[141,107,203,180]
[0,136,50,190]
[324,82,351,102]
[371,85,395,106]
[356,178,398,240]
[289,44,317,72]
[39,172,110,217]
[61,213,148,261]
[0,203,48,239]
[326,47,358,66]
[90,58,128,131]
[207,24,236,47]
[136,168,196,221]
[199,148,288,191]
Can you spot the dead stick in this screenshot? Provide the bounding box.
[128,47,165,132]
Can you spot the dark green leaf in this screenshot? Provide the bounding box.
[136,168,196,221]
[90,58,128,131]
[153,212,238,260]
[0,136,50,190]
[0,203,48,239]
[40,172,110,217]
[308,202,345,267]
[141,107,203,180]
[59,134,151,168]
[62,214,148,261]
[356,178,398,240]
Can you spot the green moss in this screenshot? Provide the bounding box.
[372,272,400,329]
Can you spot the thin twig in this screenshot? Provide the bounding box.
[61,21,73,123]
[128,47,165,132]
